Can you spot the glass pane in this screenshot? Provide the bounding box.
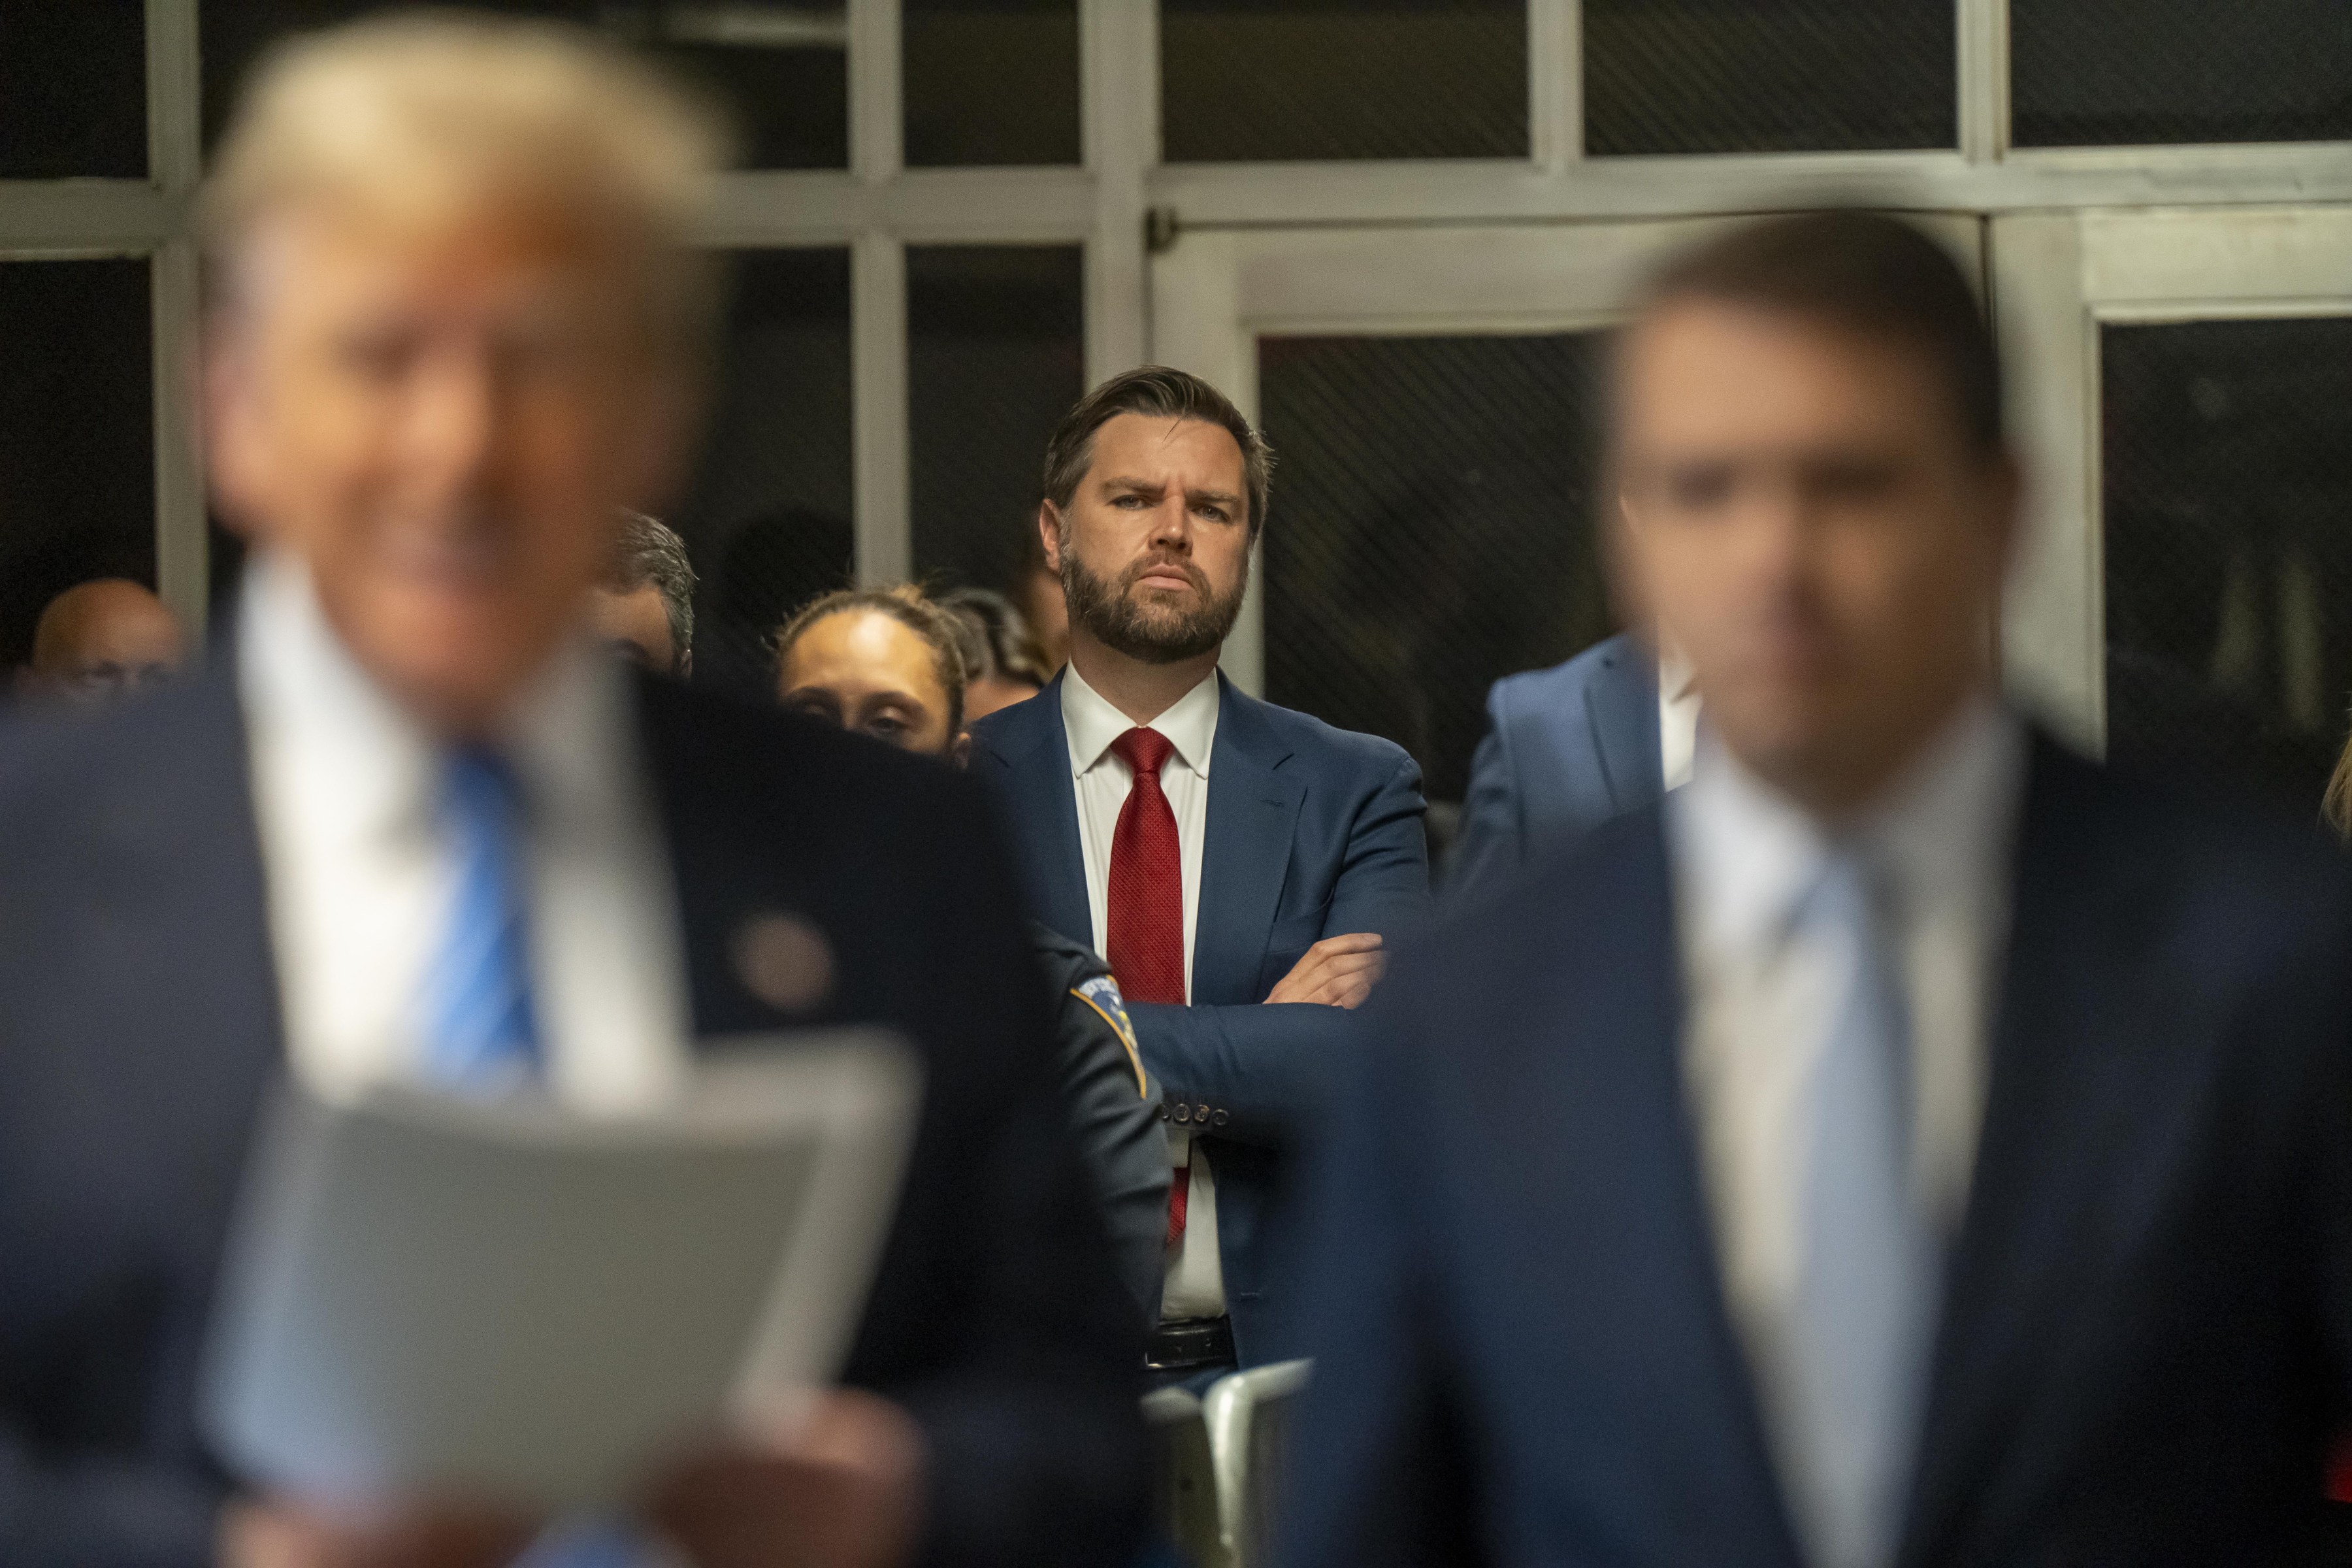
[201,1,848,169]
[905,0,1080,167]
[0,260,156,669]
[0,2,145,178]
[1258,333,1613,811]
[674,249,855,700]
[2102,317,2352,808]
[2013,0,2352,148]
[1162,0,1527,163]
[908,246,1085,603]
[1585,0,1954,155]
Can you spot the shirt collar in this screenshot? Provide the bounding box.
[1674,691,2023,960]
[1659,644,1699,707]
[1060,661,1220,779]
[238,549,639,843]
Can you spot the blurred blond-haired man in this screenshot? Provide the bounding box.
[0,18,1144,1568]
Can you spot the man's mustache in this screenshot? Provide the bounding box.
[1119,556,1207,595]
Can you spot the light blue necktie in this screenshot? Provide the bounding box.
[424,746,542,1092]
[1786,851,1940,1568]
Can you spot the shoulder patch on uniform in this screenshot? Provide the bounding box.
[1071,973,1149,1098]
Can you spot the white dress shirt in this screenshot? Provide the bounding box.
[1658,649,1703,793]
[240,552,693,1115]
[1060,662,1226,1319]
[1669,695,2024,1530]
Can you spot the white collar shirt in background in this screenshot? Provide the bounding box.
[1669,694,2025,1495]
[1659,649,1703,793]
[239,553,693,1116]
[1060,661,1225,1320]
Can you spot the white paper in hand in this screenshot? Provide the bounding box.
[201,1030,921,1511]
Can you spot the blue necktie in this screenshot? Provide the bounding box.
[1786,851,1940,1568]
[424,745,542,1092]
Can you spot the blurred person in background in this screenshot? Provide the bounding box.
[1281,212,2352,1567]
[776,585,1172,1320]
[1448,628,1691,900]
[588,508,694,676]
[14,576,187,704]
[939,585,1049,723]
[0,18,1143,1568]
[966,367,1431,1386]
[1013,529,1070,676]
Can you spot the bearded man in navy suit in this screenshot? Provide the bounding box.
[967,367,1431,1384]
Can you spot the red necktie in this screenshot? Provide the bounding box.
[1105,728,1189,1247]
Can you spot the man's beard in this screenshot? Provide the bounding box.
[1061,538,1247,664]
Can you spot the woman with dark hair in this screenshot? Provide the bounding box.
[775,585,1170,1322]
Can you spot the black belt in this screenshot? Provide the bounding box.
[1147,1315,1235,1373]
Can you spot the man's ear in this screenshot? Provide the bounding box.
[950,730,972,770]
[1037,502,1064,574]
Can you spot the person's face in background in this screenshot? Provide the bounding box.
[587,583,678,674]
[1017,561,1070,674]
[205,193,687,737]
[1613,298,2016,819]
[1043,414,1251,665]
[16,580,188,705]
[962,671,1041,725]
[777,608,962,759]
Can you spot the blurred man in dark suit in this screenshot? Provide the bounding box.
[1281,211,2352,1568]
[0,17,1141,1568]
[968,368,1431,1384]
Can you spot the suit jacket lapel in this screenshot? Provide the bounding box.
[1194,677,1304,1005]
[1586,639,1663,813]
[1528,814,1808,1565]
[978,675,1091,949]
[1901,739,2204,1566]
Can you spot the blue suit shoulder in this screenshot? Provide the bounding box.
[1230,683,1419,782]
[1485,632,1635,729]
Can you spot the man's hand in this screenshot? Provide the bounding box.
[646,1388,926,1568]
[1264,933,1386,1009]
[218,1499,537,1568]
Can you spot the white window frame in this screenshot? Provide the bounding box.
[1,0,2348,662]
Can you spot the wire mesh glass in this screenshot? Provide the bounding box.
[905,0,1080,166]
[2013,0,2352,148]
[1161,0,1527,163]
[201,0,849,169]
[1584,0,1954,155]
[908,246,1086,600]
[0,2,144,178]
[672,250,856,700]
[2101,317,2352,809]
[1258,331,1616,809]
[0,260,156,669]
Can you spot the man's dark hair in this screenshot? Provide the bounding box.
[1040,365,1275,539]
[1639,210,2004,455]
[773,585,968,737]
[610,510,698,667]
[939,585,1049,688]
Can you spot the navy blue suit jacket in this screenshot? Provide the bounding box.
[1282,736,2352,1567]
[966,672,1430,1362]
[0,667,1145,1568]
[1450,632,1658,900]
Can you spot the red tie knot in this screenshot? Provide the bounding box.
[1111,727,1176,780]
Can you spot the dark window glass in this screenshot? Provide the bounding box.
[2102,317,2352,809]
[0,260,156,668]
[905,0,1080,167]
[673,249,855,700]
[2013,0,2352,147]
[0,2,145,178]
[1258,332,1612,820]
[201,1,848,169]
[1584,0,1953,155]
[1162,0,1526,163]
[908,246,1085,600]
